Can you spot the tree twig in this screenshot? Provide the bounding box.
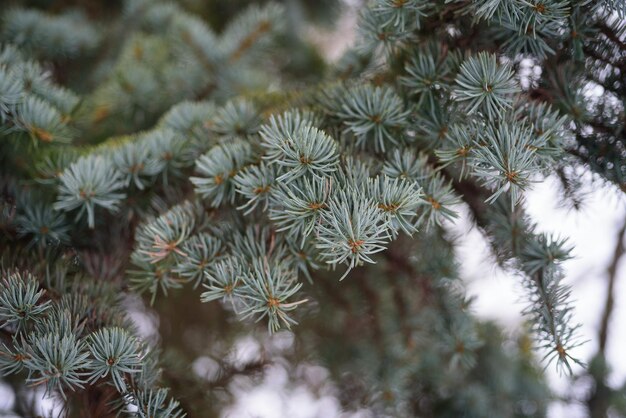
[598,216,626,355]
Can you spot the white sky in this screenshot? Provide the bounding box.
[457,172,626,418]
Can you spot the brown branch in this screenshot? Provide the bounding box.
[229,20,272,63]
[586,216,626,418]
[598,216,626,355]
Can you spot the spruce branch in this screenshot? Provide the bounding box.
[316,189,391,280]
[516,1,570,37]
[171,13,222,71]
[418,172,462,227]
[401,52,450,108]
[54,155,126,229]
[454,52,519,120]
[465,0,515,21]
[159,100,216,142]
[87,327,143,393]
[273,125,340,182]
[260,110,323,163]
[15,200,71,249]
[233,162,276,214]
[24,332,90,398]
[0,272,50,332]
[190,141,254,207]
[521,234,573,275]
[220,2,286,64]
[19,95,72,144]
[369,175,423,236]
[372,0,430,31]
[238,257,307,333]
[358,7,410,52]
[470,121,538,206]
[435,122,478,178]
[523,267,584,375]
[382,147,430,181]
[200,256,246,303]
[109,139,161,190]
[338,85,410,152]
[413,102,458,145]
[2,0,620,408]
[269,176,331,245]
[2,8,100,59]
[141,129,191,186]
[211,99,261,140]
[173,233,224,289]
[123,388,185,418]
[128,261,182,307]
[34,149,79,185]
[0,65,22,122]
[133,201,197,265]
[598,0,626,17]
[0,337,30,376]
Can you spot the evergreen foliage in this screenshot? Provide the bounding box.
[1,0,625,416]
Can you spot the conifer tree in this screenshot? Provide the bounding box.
[0,0,625,417]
